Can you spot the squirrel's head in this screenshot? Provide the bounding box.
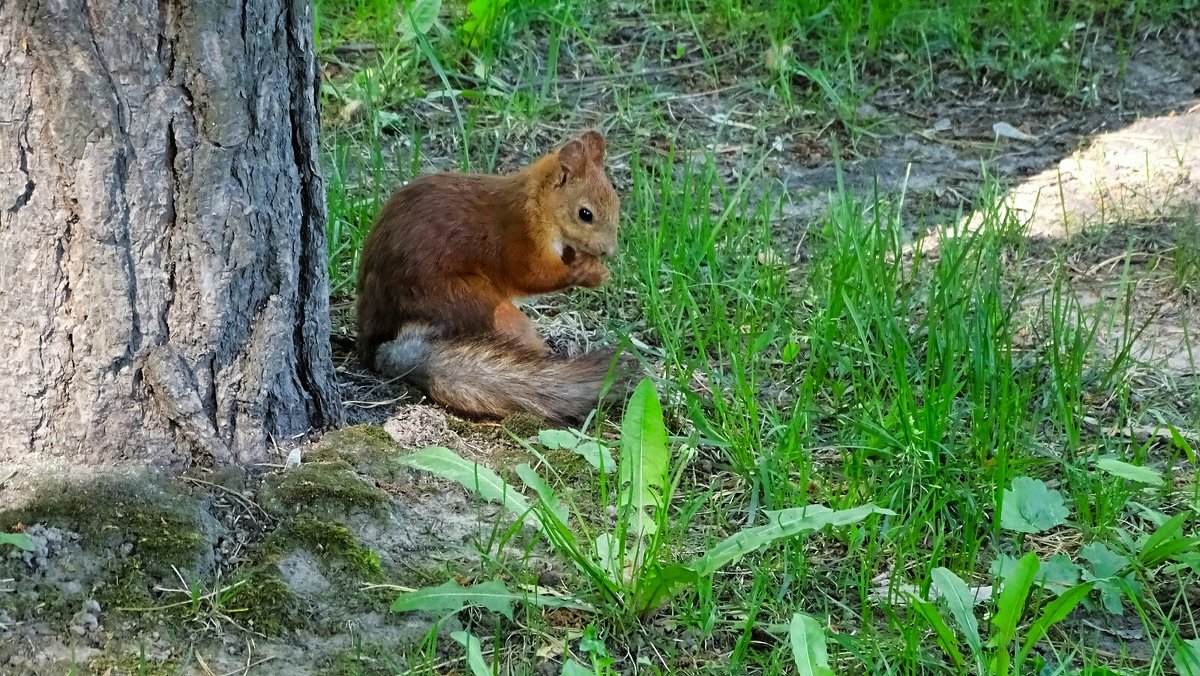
[545,131,620,258]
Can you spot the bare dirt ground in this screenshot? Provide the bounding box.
[2,25,1198,676]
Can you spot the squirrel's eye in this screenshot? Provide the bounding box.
[578,207,594,223]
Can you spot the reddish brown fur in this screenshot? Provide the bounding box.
[355,132,626,423]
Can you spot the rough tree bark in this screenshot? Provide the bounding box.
[0,0,344,469]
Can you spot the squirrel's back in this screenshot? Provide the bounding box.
[355,172,528,365]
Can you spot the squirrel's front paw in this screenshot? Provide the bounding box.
[569,254,610,288]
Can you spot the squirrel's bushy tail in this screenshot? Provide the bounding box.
[374,325,629,425]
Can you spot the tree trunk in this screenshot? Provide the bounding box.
[0,0,344,469]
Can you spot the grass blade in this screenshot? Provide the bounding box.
[1015,581,1094,665]
[1139,513,1198,566]
[988,552,1039,673]
[909,596,968,670]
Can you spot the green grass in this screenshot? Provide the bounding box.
[315,0,1200,672]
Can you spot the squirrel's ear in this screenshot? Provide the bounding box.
[557,139,587,182]
[579,130,607,162]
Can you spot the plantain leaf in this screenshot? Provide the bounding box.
[400,446,539,529]
[988,552,1039,674]
[931,568,983,658]
[391,579,517,619]
[451,631,492,676]
[789,612,835,676]
[687,503,893,578]
[617,379,670,539]
[1096,458,1163,486]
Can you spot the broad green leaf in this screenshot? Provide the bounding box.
[561,659,593,676]
[516,464,569,526]
[1001,477,1069,533]
[391,579,517,619]
[573,441,616,474]
[931,568,983,657]
[789,612,835,676]
[1016,582,1094,665]
[687,503,893,578]
[638,563,699,611]
[1174,638,1200,676]
[0,532,34,551]
[400,446,539,529]
[908,596,967,670]
[994,553,1083,595]
[988,552,1039,674]
[1095,579,1131,615]
[537,429,614,472]
[538,429,579,450]
[579,625,610,658]
[618,379,670,538]
[1080,543,1137,615]
[1096,458,1164,486]
[1080,543,1129,577]
[451,631,492,676]
[781,338,801,363]
[594,533,623,582]
[1038,554,1083,595]
[397,0,441,43]
[461,0,508,47]
[373,110,406,132]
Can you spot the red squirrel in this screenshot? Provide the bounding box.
[355,131,629,424]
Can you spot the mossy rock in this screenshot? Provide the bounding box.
[259,462,389,518]
[227,563,297,636]
[86,655,180,675]
[0,476,218,633]
[0,477,212,579]
[306,425,408,482]
[266,515,384,581]
[328,642,411,676]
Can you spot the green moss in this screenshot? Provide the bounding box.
[229,564,297,636]
[444,416,485,438]
[307,425,407,481]
[499,412,548,437]
[260,463,388,517]
[96,559,156,612]
[86,654,180,676]
[327,642,409,676]
[267,516,384,581]
[0,478,206,579]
